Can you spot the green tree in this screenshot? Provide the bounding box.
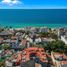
[2,44,10,50]
[39,32,49,37]
[19,45,25,50]
[43,40,65,53]
[64,45,67,54]
[50,33,58,40]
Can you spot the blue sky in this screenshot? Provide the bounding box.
[0,0,67,9]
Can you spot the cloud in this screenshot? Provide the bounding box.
[0,0,22,6]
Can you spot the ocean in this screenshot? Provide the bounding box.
[0,9,67,28]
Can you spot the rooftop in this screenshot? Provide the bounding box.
[52,52,67,65]
[0,31,12,36]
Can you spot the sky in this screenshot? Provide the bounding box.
[0,0,67,9]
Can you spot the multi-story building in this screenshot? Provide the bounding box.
[61,36,67,45]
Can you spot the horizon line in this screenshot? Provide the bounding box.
[0,8,67,9]
[0,6,67,9]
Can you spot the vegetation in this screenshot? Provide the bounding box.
[39,32,49,37]
[19,45,25,50]
[50,33,58,40]
[34,40,67,53]
[64,45,67,54]
[25,31,31,35]
[43,40,66,53]
[39,32,58,40]
[0,58,5,67]
[2,44,10,50]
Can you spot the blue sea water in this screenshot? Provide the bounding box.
[0,9,67,28]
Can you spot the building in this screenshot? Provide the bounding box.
[0,31,13,39]
[51,52,67,67]
[39,27,49,33]
[58,28,66,37]
[61,36,67,45]
[22,47,48,67]
[0,38,3,44]
[35,37,41,44]
[13,47,48,67]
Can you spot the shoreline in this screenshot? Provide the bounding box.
[0,24,67,29]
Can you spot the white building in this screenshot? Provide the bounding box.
[35,37,41,43]
[61,36,67,45]
[26,37,33,43]
[39,27,49,33]
[5,60,13,67]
